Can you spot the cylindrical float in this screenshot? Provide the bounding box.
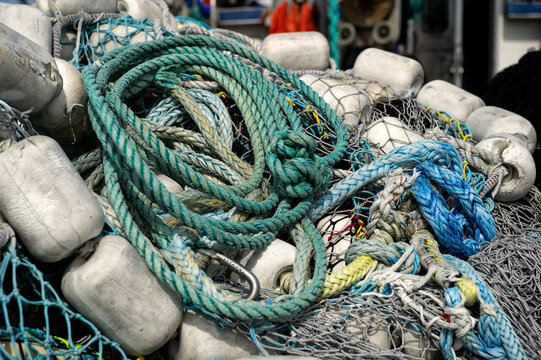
[417,80,485,123]
[262,32,330,71]
[35,0,118,16]
[0,5,52,53]
[88,23,155,56]
[401,329,442,360]
[0,23,62,112]
[361,117,424,154]
[475,134,536,202]
[0,136,104,262]
[353,48,424,97]
[316,214,357,272]
[174,310,261,360]
[300,74,372,131]
[464,106,537,154]
[34,59,91,146]
[234,239,296,290]
[62,235,183,356]
[118,0,162,20]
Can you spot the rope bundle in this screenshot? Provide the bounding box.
[82,34,348,324]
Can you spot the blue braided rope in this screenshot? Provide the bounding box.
[308,140,463,221]
[412,162,496,258]
[443,255,530,360]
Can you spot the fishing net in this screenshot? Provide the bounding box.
[0,225,128,360]
[1,4,539,359]
[0,101,37,142]
[468,229,541,359]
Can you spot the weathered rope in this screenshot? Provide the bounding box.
[82,34,348,324]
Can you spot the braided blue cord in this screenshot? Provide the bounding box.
[308,140,463,221]
[443,255,530,360]
[411,163,496,258]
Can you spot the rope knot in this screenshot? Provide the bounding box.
[267,130,331,199]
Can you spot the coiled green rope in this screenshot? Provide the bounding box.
[82,35,348,324]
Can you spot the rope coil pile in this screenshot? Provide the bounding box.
[0,6,539,359]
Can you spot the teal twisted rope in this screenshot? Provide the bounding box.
[82,35,349,324]
[329,0,340,68]
[442,255,529,360]
[328,0,341,67]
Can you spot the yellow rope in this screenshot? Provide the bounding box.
[317,255,377,299]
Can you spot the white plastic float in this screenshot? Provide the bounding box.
[475,134,536,202]
[89,23,154,55]
[401,329,441,360]
[234,239,296,290]
[262,32,330,71]
[0,24,62,113]
[464,106,537,154]
[300,74,372,131]
[353,48,424,97]
[0,5,52,53]
[416,80,485,123]
[0,136,104,262]
[62,235,183,356]
[35,0,118,16]
[35,59,89,145]
[361,117,424,154]
[174,310,261,360]
[344,316,392,350]
[118,0,162,20]
[236,357,320,360]
[316,214,356,272]
[152,168,184,193]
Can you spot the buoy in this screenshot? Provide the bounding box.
[35,0,118,16]
[118,0,162,20]
[262,32,330,71]
[0,23,62,113]
[88,23,154,55]
[362,117,424,154]
[0,5,52,53]
[152,168,184,194]
[475,134,536,202]
[345,317,392,350]
[234,239,296,290]
[401,328,442,359]
[0,136,104,262]
[417,80,485,123]
[236,357,320,360]
[464,106,537,154]
[34,59,91,146]
[353,48,424,97]
[174,310,261,360]
[300,74,372,131]
[62,235,183,356]
[316,214,356,272]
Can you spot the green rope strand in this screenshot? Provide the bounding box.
[82,35,348,324]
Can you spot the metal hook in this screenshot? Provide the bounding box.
[197,248,260,301]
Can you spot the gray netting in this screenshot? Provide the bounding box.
[1,7,540,360]
[468,229,541,359]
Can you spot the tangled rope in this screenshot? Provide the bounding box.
[82,34,348,324]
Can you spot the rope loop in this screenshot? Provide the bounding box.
[267,130,331,199]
